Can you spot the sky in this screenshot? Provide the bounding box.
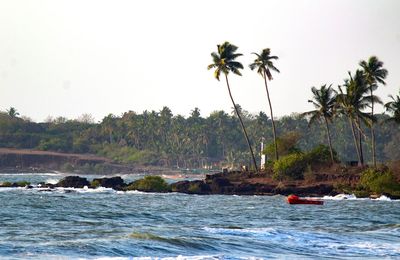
[0,0,399,122]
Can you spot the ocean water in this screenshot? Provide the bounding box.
[0,173,399,259]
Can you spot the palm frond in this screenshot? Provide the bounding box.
[229,61,244,70]
[231,68,242,76]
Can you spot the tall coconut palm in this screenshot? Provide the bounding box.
[302,84,336,164]
[207,42,258,172]
[359,56,388,167]
[384,90,400,124]
[249,48,280,161]
[336,70,373,166]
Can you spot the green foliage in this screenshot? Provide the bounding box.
[264,131,301,159]
[37,137,71,152]
[0,181,30,187]
[90,179,101,188]
[0,181,12,187]
[126,176,169,192]
[306,144,339,165]
[96,144,158,165]
[1,102,400,168]
[359,168,400,195]
[16,181,30,187]
[72,136,91,153]
[273,153,307,180]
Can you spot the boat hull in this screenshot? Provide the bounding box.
[287,195,324,205]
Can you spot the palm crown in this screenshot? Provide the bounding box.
[249,48,280,80]
[337,70,374,124]
[359,56,388,88]
[303,84,336,126]
[207,42,244,81]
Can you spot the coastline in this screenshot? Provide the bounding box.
[1,169,399,199]
[1,148,399,199]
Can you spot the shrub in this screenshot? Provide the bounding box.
[90,179,101,188]
[16,181,30,187]
[37,137,71,152]
[273,153,307,181]
[359,168,400,195]
[0,181,12,187]
[126,176,169,192]
[306,144,339,165]
[264,131,301,160]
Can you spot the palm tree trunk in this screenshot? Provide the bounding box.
[324,117,335,165]
[356,116,364,166]
[225,74,258,172]
[348,117,362,166]
[263,71,279,161]
[370,88,376,167]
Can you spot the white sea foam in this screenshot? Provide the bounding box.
[322,194,398,201]
[45,178,59,184]
[373,195,392,201]
[322,194,359,200]
[203,227,276,237]
[57,186,117,194]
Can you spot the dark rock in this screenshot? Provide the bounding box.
[38,182,56,189]
[233,183,257,194]
[209,178,233,193]
[56,176,90,188]
[91,176,125,190]
[272,184,335,197]
[170,180,211,194]
[299,184,335,196]
[170,180,191,192]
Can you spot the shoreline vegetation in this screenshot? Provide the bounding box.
[1,44,400,199]
[0,148,399,199]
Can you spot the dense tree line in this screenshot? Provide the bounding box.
[1,42,399,170]
[0,106,398,169]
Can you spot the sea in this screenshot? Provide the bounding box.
[0,172,399,259]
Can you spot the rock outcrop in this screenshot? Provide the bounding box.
[56,176,90,188]
[91,176,126,190]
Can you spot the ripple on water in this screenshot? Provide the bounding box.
[0,173,399,259]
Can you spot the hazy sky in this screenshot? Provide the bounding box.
[0,0,399,122]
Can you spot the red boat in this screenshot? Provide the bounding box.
[287,194,324,205]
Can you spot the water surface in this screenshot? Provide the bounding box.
[0,173,399,259]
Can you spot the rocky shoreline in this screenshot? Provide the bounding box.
[2,170,398,199]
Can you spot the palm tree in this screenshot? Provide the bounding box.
[336,70,373,166]
[208,42,258,172]
[6,107,20,118]
[249,48,280,161]
[384,90,400,124]
[302,84,336,164]
[359,56,388,167]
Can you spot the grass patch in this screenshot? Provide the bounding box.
[126,176,169,192]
